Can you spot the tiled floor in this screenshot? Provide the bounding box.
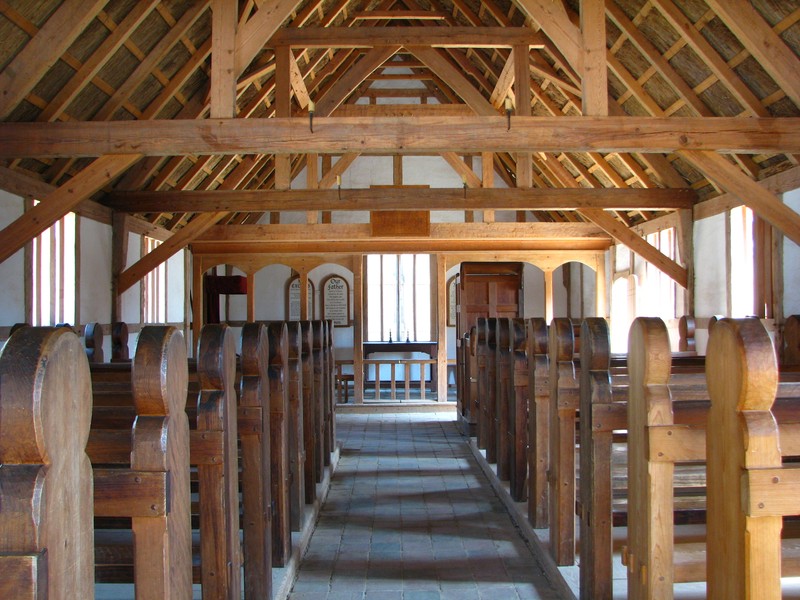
[288,412,566,600]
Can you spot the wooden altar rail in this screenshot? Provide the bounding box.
[364,358,437,401]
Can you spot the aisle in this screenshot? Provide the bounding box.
[288,412,565,600]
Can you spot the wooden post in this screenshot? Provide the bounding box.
[353,255,364,404]
[247,272,256,321]
[595,252,607,318]
[275,45,292,193]
[300,270,309,320]
[192,256,203,357]
[482,151,495,223]
[436,254,448,401]
[544,269,554,323]
[111,211,129,323]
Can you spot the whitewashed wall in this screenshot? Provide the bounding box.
[784,189,800,318]
[79,217,112,325]
[0,191,25,326]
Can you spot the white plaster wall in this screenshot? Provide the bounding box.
[0,191,25,325]
[166,249,185,323]
[694,213,728,318]
[523,263,546,318]
[784,189,800,318]
[79,218,111,324]
[254,264,293,321]
[121,233,141,324]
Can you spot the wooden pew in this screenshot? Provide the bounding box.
[578,317,613,599]
[509,318,528,502]
[548,318,579,566]
[526,318,549,528]
[90,326,192,598]
[266,321,291,567]
[83,321,104,362]
[463,326,478,436]
[111,321,130,362]
[477,317,499,463]
[626,317,800,599]
[706,317,800,598]
[194,324,241,599]
[495,317,513,482]
[784,314,800,365]
[492,316,529,502]
[310,321,325,482]
[238,322,273,600]
[475,318,489,452]
[0,327,96,600]
[90,325,242,599]
[678,315,696,353]
[548,316,716,577]
[286,322,306,532]
[321,319,336,467]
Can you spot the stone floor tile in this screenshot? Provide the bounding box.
[288,413,565,600]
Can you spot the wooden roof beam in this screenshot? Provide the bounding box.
[580,207,688,287]
[513,0,582,72]
[0,155,141,265]
[3,116,798,157]
[270,26,545,48]
[649,0,770,118]
[406,46,498,115]
[0,0,107,120]
[211,0,238,119]
[680,150,800,247]
[107,186,696,213]
[315,46,401,116]
[704,0,800,110]
[235,0,304,76]
[37,1,161,123]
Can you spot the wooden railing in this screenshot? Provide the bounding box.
[336,358,439,402]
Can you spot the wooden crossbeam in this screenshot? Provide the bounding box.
[579,208,688,288]
[0,155,140,265]
[190,222,612,255]
[107,186,697,213]
[680,150,800,246]
[514,0,582,70]
[269,26,544,48]
[117,211,227,294]
[316,46,401,116]
[408,46,497,116]
[440,153,482,188]
[235,0,303,76]
[2,117,797,157]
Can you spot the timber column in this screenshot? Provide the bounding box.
[544,269,554,323]
[353,255,364,404]
[436,254,448,401]
[595,253,607,318]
